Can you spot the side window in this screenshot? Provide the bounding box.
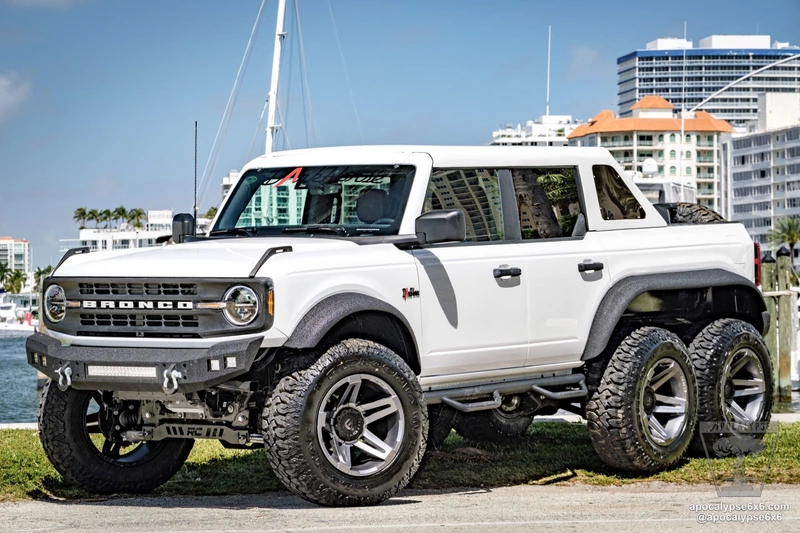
[424,169,504,242]
[592,165,645,220]
[512,167,582,239]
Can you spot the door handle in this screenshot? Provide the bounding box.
[578,261,604,273]
[493,266,522,278]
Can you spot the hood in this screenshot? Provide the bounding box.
[53,237,358,278]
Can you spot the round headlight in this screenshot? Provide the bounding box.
[44,284,66,323]
[223,285,259,326]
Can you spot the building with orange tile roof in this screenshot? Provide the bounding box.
[568,96,735,211]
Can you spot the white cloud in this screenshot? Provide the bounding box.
[2,0,79,6]
[0,71,32,122]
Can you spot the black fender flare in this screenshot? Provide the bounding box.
[581,268,767,361]
[283,292,419,353]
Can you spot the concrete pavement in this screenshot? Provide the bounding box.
[2,483,798,533]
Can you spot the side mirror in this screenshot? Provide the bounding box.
[172,213,196,244]
[415,209,466,244]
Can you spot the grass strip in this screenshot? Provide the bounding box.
[1,422,798,501]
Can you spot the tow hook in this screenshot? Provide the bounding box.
[56,365,72,391]
[162,364,182,395]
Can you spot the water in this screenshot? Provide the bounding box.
[0,335,39,423]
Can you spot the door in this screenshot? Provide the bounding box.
[414,168,528,376]
[509,166,611,367]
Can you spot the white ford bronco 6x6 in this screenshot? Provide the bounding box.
[29,146,772,506]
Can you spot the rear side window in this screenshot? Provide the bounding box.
[592,165,645,220]
[424,169,504,242]
[511,167,583,239]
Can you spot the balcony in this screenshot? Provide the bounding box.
[601,141,632,148]
[697,157,715,163]
[617,157,634,163]
[696,141,715,148]
[697,172,714,179]
[637,141,654,147]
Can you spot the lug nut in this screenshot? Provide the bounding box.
[237,414,247,423]
[144,412,152,419]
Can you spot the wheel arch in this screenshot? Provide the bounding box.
[582,269,767,361]
[283,293,421,374]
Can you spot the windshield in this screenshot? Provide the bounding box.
[213,165,416,237]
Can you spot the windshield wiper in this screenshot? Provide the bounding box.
[208,227,259,237]
[282,225,348,236]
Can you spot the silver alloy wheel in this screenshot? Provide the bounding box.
[638,358,690,447]
[316,373,405,477]
[720,347,766,430]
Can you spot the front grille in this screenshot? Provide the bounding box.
[78,282,198,296]
[45,277,272,338]
[79,313,200,328]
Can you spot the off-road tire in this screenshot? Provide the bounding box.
[673,203,724,223]
[39,381,194,494]
[454,406,533,442]
[263,339,427,506]
[586,327,697,472]
[687,319,773,455]
[426,404,457,450]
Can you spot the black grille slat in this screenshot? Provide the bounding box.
[79,313,199,328]
[78,282,197,296]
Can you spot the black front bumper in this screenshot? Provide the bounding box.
[26,332,262,393]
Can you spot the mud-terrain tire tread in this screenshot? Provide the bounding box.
[453,409,533,442]
[263,339,427,506]
[687,318,773,455]
[38,382,194,494]
[673,203,725,223]
[586,326,697,472]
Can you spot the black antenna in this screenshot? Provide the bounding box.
[193,120,198,234]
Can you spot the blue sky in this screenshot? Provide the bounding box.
[0,0,797,266]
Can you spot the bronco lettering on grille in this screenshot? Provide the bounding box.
[81,301,193,310]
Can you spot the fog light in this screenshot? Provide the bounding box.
[41,356,47,367]
[32,353,39,364]
[225,356,237,369]
[208,359,221,372]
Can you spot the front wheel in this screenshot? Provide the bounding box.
[586,327,697,472]
[263,339,427,506]
[39,382,194,494]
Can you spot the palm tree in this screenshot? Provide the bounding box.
[34,265,53,292]
[5,270,27,294]
[113,206,127,228]
[768,217,800,270]
[205,206,218,219]
[100,209,113,229]
[73,207,88,229]
[127,208,146,228]
[0,262,10,289]
[87,209,100,228]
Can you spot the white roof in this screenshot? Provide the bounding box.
[247,145,616,170]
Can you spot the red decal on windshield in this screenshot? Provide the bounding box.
[273,167,303,188]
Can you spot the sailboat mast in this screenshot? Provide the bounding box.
[546,25,551,116]
[265,0,288,154]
